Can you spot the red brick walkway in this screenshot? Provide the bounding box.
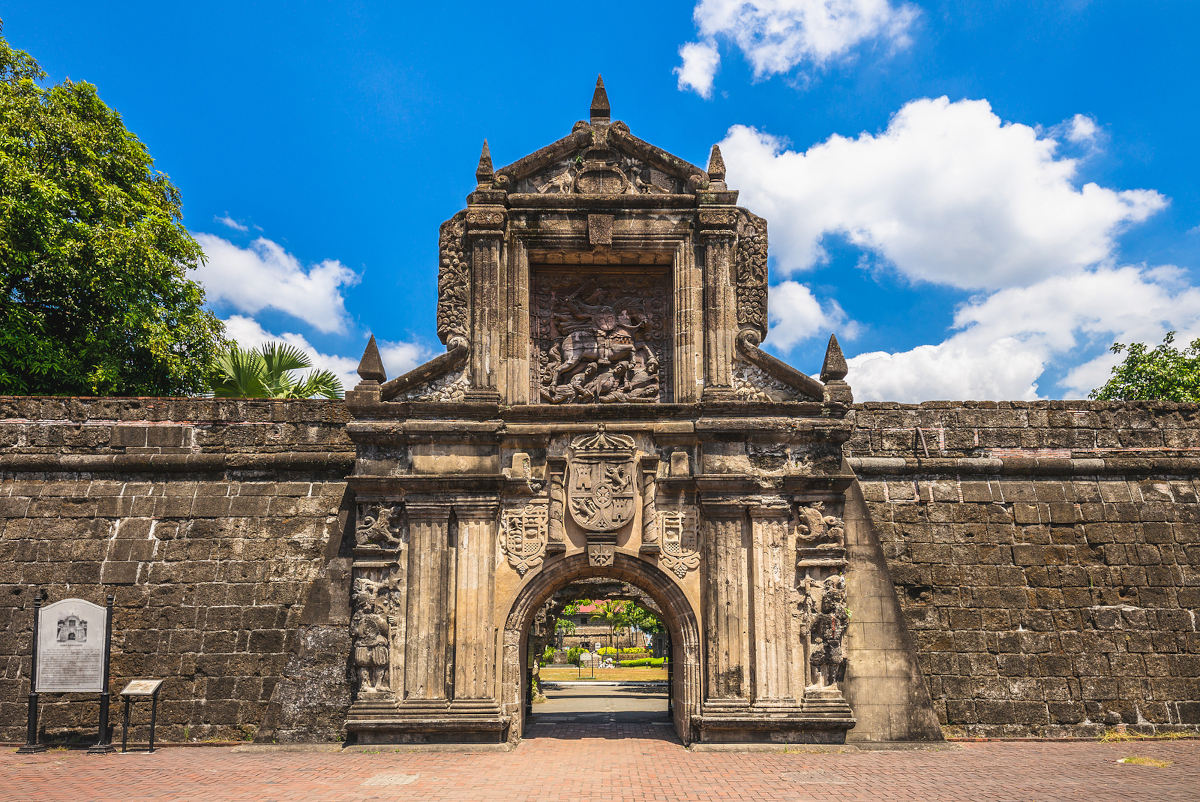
[4,727,1198,801]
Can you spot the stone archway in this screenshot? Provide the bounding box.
[501,552,701,745]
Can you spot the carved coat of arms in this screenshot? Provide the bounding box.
[567,427,637,533]
[501,500,548,576]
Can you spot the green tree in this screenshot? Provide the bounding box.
[209,341,343,399]
[1089,332,1200,402]
[0,27,224,395]
[588,599,633,650]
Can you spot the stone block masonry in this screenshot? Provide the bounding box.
[849,401,1200,737]
[0,398,355,744]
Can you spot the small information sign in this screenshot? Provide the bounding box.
[35,598,107,693]
[120,679,163,697]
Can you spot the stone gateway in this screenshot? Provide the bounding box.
[1,80,1198,747]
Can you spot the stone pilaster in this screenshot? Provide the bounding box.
[464,207,505,401]
[546,458,566,554]
[452,500,498,702]
[698,209,738,398]
[749,501,799,705]
[403,501,453,701]
[701,500,750,705]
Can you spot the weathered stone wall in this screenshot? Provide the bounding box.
[0,397,355,744]
[848,401,1200,737]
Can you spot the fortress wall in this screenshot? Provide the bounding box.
[849,401,1200,736]
[0,398,355,744]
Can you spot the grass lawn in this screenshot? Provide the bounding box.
[539,666,668,682]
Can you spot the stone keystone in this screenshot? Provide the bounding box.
[357,335,387,383]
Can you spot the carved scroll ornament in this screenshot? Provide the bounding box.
[436,213,468,346]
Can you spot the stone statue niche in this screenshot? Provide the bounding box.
[531,271,672,403]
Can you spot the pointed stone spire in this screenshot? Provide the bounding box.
[590,75,610,124]
[820,333,848,383]
[357,335,387,383]
[707,144,726,181]
[475,139,494,186]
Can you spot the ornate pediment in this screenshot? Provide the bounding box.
[515,147,689,196]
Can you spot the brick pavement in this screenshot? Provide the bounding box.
[4,725,1198,802]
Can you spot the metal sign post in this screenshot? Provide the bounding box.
[16,591,46,754]
[120,680,164,753]
[87,595,116,755]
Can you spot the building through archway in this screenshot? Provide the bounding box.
[341,78,929,746]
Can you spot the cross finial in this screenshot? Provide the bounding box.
[590,75,610,124]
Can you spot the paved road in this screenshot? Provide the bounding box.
[4,689,1198,802]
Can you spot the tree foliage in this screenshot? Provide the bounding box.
[209,341,343,399]
[0,27,224,395]
[1089,332,1200,402]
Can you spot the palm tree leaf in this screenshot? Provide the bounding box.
[209,344,268,398]
[288,369,344,399]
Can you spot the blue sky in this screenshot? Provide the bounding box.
[7,1,1200,400]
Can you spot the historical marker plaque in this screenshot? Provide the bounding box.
[35,598,107,693]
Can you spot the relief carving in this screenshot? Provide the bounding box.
[658,508,700,579]
[735,212,768,334]
[356,504,404,549]
[795,503,846,551]
[500,500,549,576]
[567,426,637,533]
[732,358,801,403]
[351,575,396,693]
[518,151,686,196]
[395,367,469,403]
[532,275,671,403]
[436,213,468,346]
[802,574,848,689]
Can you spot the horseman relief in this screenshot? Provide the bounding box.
[532,274,671,403]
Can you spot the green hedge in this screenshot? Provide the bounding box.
[618,657,666,667]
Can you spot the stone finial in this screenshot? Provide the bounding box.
[820,333,848,383]
[590,75,610,124]
[475,139,494,186]
[357,335,387,383]
[707,145,726,181]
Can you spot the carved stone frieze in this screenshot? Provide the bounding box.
[351,574,397,693]
[356,503,405,549]
[516,150,687,196]
[436,213,468,345]
[735,211,768,335]
[658,508,699,579]
[532,273,671,403]
[567,427,637,533]
[500,500,548,576]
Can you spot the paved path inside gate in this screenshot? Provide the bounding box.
[5,693,1199,802]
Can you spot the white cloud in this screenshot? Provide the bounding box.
[1065,113,1098,145]
[675,41,722,98]
[222,315,428,391]
[677,0,918,96]
[720,97,1166,289]
[214,214,248,232]
[195,234,361,334]
[847,266,1200,401]
[765,280,854,350]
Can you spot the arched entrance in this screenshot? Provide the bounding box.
[501,552,701,745]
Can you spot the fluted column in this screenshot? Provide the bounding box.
[749,502,796,704]
[701,501,749,704]
[464,207,505,401]
[698,209,738,396]
[452,500,499,701]
[404,502,453,701]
